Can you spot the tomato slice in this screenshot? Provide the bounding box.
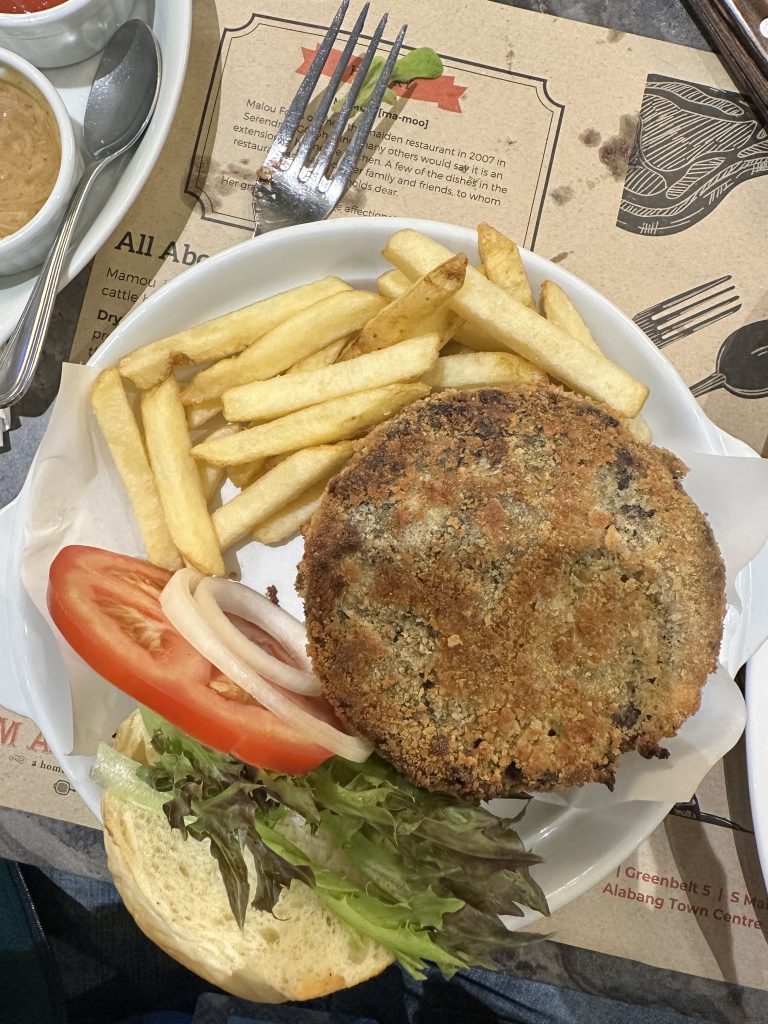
[47,546,330,774]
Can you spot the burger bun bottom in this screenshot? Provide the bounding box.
[101,713,393,1003]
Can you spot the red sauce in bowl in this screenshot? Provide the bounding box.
[0,0,70,12]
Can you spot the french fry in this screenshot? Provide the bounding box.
[376,265,485,295]
[376,268,409,301]
[540,280,596,349]
[374,268,463,350]
[453,323,513,353]
[181,291,386,406]
[384,230,648,418]
[118,277,350,389]
[198,424,241,503]
[199,463,226,505]
[90,369,182,571]
[228,460,266,490]
[231,454,290,492]
[378,268,511,355]
[423,351,548,391]
[623,415,652,443]
[186,399,223,430]
[478,223,535,308]
[212,443,354,550]
[223,334,440,423]
[253,479,328,545]
[142,377,224,576]
[440,340,475,356]
[192,383,429,467]
[541,280,652,441]
[350,255,466,357]
[288,336,349,374]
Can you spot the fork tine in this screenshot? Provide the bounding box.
[632,311,655,329]
[263,0,350,168]
[634,275,733,318]
[656,302,742,347]
[326,23,407,200]
[308,13,390,184]
[650,285,738,328]
[672,297,742,330]
[290,3,370,172]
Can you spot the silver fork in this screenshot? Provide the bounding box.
[632,275,741,348]
[252,0,406,234]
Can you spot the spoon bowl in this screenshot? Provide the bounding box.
[84,20,161,162]
[691,320,768,399]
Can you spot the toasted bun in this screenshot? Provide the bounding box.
[102,713,393,1002]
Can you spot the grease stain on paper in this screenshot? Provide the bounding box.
[550,185,574,206]
[599,114,639,181]
[580,128,601,148]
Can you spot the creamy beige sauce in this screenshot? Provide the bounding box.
[0,67,61,240]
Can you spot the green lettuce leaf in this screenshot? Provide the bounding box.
[337,46,444,112]
[93,715,548,980]
[91,742,166,814]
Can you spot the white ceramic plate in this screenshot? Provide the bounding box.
[0,0,191,343]
[0,217,765,921]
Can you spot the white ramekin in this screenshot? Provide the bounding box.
[0,47,81,276]
[0,0,133,69]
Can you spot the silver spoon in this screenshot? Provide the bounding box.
[0,20,161,435]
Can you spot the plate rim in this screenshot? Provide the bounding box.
[88,215,748,463]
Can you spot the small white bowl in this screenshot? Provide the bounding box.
[0,0,133,69]
[0,47,80,275]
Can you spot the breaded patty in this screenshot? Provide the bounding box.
[298,387,725,801]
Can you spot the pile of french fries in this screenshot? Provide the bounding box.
[91,223,650,576]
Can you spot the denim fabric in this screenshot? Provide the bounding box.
[17,862,719,1024]
[0,860,67,1024]
[118,1016,192,1024]
[20,863,210,1023]
[188,969,716,1024]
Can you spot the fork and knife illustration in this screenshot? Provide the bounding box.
[634,277,768,399]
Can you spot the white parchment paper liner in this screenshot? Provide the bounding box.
[20,363,768,806]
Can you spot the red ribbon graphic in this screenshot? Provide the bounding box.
[296,46,466,113]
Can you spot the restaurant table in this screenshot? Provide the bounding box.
[2,1,766,1022]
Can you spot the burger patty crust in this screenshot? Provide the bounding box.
[299,387,725,800]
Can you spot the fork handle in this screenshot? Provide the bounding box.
[0,159,103,408]
[690,371,726,397]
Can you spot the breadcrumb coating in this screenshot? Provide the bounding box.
[298,387,725,800]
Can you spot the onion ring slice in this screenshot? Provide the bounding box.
[194,577,320,696]
[160,570,372,763]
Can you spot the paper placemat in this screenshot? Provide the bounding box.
[70,0,768,454]
[531,737,768,988]
[4,0,767,993]
[0,707,98,828]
